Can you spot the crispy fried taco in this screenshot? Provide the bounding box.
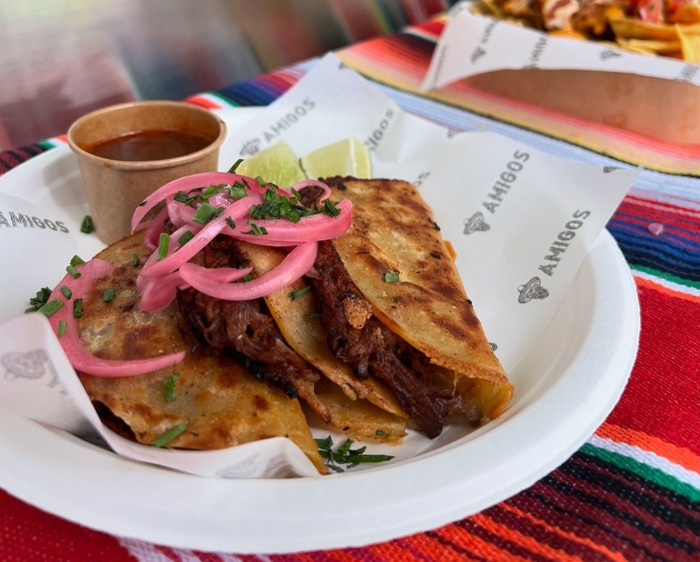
[68,233,327,473]
[286,177,512,438]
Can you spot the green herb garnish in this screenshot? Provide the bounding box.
[248,186,319,224]
[192,202,217,224]
[80,215,95,234]
[132,254,140,267]
[227,183,248,199]
[157,233,170,260]
[162,372,180,404]
[37,298,64,318]
[26,287,52,312]
[173,191,190,203]
[200,184,225,202]
[72,298,83,319]
[60,285,72,300]
[178,230,195,245]
[289,286,310,301]
[315,436,394,473]
[321,199,341,217]
[70,255,85,267]
[228,158,244,173]
[57,320,67,337]
[66,265,81,279]
[102,287,115,302]
[384,271,400,283]
[244,221,268,236]
[152,423,187,448]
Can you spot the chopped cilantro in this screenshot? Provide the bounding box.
[228,159,244,173]
[315,436,394,473]
[384,271,400,283]
[26,287,52,312]
[289,286,310,300]
[72,298,83,319]
[151,423,187,448]
[37,298,64,318]
[162,372,180,404]
[178,230,195,245]
[80,215,95,234]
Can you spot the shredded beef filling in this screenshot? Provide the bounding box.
[175,234,319,399]
[309,241,462,439]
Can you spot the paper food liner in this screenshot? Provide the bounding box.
[421,1,700,91]
[0,53,640,478]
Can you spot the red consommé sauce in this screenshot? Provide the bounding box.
[86,129,214,162]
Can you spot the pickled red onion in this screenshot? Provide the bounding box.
[166,196,197,228]
[141,207,170,251]
[139,194,262,279]
[138,272,184,312]
[179,241,318,301]
[138,265,253,312]
[48,259,185,376]
[131,171,264,232]
[133,172,351,308]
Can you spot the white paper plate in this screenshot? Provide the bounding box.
[0,110,640,554]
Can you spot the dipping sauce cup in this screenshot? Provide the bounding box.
[67,100,226,244]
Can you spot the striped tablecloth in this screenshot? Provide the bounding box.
[1,17,699,562]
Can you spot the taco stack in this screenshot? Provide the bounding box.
[45,172,512,474]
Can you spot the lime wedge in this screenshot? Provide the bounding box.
[236,140,306,187]
[300,138,372,180]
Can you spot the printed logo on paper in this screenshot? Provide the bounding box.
[364,107,396,152]
[463,212,490,234]
[600,49,623,61]
[239,98,317,154]
[528,37,548,68]
[240,138,261,156]
[470,20,497,65]
[2,349,65,394]
[518,209,592,303]
[517,277,549,303]
[678,64,699,84]
[413,170,431,188]
[0,211,70,233]
[479,150,531,216]
[471,46,487,64]
[537,210,591,277]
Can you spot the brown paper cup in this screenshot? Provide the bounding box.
[67,100,227,245]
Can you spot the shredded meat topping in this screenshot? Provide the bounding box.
[308,241,474,438]
[175,233,319,399]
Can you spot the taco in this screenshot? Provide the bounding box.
[175,177,512,440]
[71,232,327,473]
[302,177,512,438]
